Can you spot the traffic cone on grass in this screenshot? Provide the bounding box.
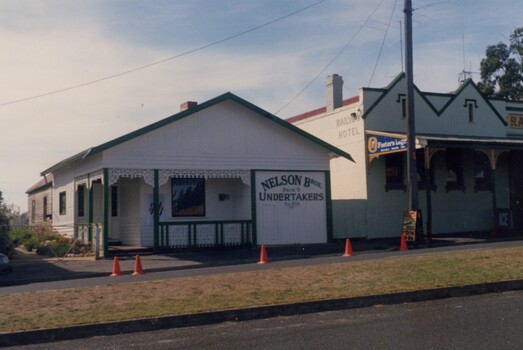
[343,238,353,257]
[110,256,122,277]
[132,255,144,275]
[258,245,270,264]
[400,235,408,251]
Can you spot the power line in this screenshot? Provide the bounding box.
[0,0,326,108]
[368,0,399,86]
[275,0,386,115]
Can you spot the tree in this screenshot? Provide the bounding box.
[478,27,523,100]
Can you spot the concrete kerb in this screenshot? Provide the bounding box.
[1,279,522,347]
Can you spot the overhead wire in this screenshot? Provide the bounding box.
[367,0,399,86]
[0,0,326,108]
[275,0,386,115]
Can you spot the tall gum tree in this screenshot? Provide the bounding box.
[478,27,523,100]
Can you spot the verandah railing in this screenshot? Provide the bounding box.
[158,220,253,248]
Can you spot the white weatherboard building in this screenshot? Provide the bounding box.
[288,73,523,240]
[35,93,352,257]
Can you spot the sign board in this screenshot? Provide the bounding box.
[366,131,407,159]
[507,114,523,129]
[402,210,423,243]
[401,210,417,242]
[255,171,327,245]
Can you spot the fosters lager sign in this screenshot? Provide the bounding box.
[366,131,407,159]
[256,171,325,209]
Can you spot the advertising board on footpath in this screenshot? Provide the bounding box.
[402,210,424,245]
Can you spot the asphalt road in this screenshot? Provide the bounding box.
[2,240,523,295]
[7,290,522,350]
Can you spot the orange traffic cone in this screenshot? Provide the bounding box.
[132,255,144,275]
[257,245,270,264]
[343,239,353,257]
[400,235,408,251]
[110,256,122,276]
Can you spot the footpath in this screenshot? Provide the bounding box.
[1,233,523,346]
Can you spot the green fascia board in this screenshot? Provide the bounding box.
[68,92,353,166]
[362,72,438,118]
[361,72,405,119]
[362,74,507,126]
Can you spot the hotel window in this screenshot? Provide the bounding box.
[385,152,406,191]
[397,94,407,119]
[464,99,477,123]
[445,149,465,192]
[59,191,67,215]
[473,151,492,191]
[172,178,205,217]
[77,185,85,217]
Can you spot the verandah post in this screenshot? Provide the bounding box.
[153,169,160,251]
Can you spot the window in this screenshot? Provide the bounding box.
[172,178,205,217]
[31,200,35,223]
[59,191,67,215]
[43,196,48,220]
[111,186,118,217]
[77,185,85,217]
[385,153,406,191]
[468,104,474,122]
[464,99,477,123]
[445,149,465,191]
[396,94,407,119]
[473,151,492,191]
[416,149,436,190]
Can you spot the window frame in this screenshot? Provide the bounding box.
[473,150,492,192]
[445,149,465,192]
[77,184,85,217]
[59,191,67,215]
[43,196,48,220]
[171,178,206,217]
[385,152,407,191]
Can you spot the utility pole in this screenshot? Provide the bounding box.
[404,0,418,211]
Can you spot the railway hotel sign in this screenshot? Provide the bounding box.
[507,114,523,129]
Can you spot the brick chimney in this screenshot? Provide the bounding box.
[326,74,343,112]
[180,101,197,112]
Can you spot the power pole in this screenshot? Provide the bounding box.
[404,0,418,211]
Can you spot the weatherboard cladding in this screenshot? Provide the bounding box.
[43,92,352,175]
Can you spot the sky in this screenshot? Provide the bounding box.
[1,0,522,211]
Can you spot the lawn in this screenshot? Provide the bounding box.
[1,246,522,333]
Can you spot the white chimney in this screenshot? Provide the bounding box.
[326,74,343,112]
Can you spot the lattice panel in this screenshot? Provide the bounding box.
[169,225,189,248]
[196,224,216,246]
[223,223,241,245]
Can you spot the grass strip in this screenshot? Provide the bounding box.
[1,246,523,333]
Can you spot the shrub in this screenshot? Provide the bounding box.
[8,227,31,246]
[23,235,41,252]
[14,226,91,257]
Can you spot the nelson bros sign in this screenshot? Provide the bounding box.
[257,172,325,209]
